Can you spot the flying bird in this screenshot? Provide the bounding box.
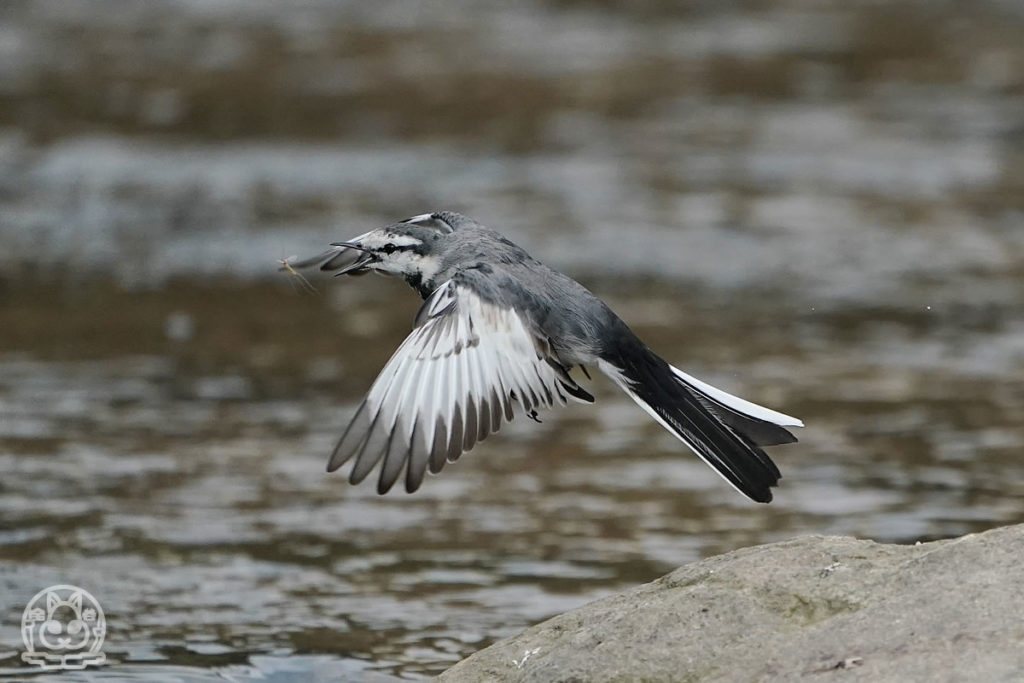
[290,211,802,501]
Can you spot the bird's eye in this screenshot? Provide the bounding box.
[382,243,397,254]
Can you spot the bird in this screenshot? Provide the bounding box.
[288,211,802,502]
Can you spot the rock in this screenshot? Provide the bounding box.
[440,525,1024,682]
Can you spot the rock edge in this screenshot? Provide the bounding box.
[440,525,1024,682]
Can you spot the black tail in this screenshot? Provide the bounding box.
[607,346,782,503]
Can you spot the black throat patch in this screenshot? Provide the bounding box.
[406,271,435,299]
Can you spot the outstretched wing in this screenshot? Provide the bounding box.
[329,280,594,494]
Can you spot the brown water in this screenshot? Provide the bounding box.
[1,1,1023,680]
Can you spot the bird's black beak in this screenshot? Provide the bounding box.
[284,242,376,276]
[328,242,376,276]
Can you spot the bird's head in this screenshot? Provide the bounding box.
[286,212,493,295]
[340,214,452,277]
[302,212,463,280]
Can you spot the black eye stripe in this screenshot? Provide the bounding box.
[381,242,418,255]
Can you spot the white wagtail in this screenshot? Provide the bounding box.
[290,211,802,501]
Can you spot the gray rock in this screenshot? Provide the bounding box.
[440,525,1024,682]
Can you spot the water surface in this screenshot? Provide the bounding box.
[1,0,1023,679]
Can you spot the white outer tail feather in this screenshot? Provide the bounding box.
[596,359,752,499]
[669,365,803,428]
[597,359,797,501]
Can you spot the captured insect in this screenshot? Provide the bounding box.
[278,255,318,294]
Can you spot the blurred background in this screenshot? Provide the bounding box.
[1,0,1022,679]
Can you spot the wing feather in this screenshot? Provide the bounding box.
[460,341,478,454]
[428,356,452,475]
[378,348,428,493]
[405,343,441,487]
[329,280,591,492]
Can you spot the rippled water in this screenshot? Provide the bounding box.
[1,0,1023,679]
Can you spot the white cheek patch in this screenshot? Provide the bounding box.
[415,254,442,281]
[374,252,442,281]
